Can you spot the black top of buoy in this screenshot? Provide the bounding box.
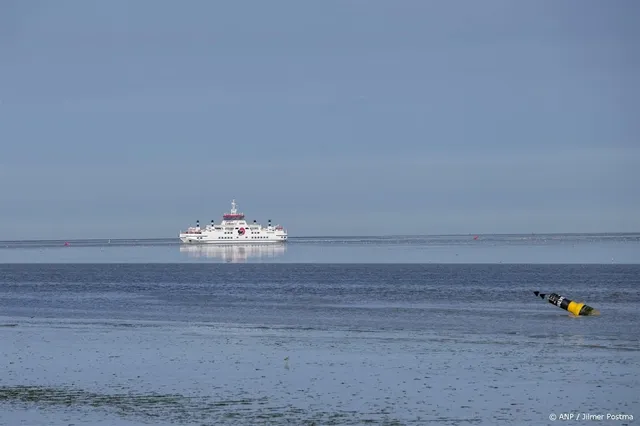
[533,291,547,300]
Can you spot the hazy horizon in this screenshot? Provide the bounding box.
[2,1,638,240]
[2,230,640,244]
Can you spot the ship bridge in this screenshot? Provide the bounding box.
[222,199,245,220]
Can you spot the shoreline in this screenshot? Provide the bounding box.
[2,318,638,425]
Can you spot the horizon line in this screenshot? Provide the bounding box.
[1,231,639,243]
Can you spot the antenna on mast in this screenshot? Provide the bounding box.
[231,199,237,214]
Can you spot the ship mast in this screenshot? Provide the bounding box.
[222,199,244,221]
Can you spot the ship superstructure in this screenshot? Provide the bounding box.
[179,200,287,244]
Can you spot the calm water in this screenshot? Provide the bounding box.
[1,235,639,425]
[0,233,639,263]
[1,263,640,336]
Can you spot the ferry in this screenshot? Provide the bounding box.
[179,199,288,244]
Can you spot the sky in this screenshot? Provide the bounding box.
[0,0,638,239]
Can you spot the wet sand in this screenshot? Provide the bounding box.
[1,317,638,425]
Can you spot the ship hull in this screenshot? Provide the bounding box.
[179,235,287,244]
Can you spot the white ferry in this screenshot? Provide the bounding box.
[179,199,288,244]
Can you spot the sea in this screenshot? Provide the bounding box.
[1,234,639,425]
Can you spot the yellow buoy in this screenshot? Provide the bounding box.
[533,291,600,316]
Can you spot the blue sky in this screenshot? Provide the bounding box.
[1,0,638,239]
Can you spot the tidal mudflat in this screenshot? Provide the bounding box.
[1,316,638,425]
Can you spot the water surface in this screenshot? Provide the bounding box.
[0,233,638,263]
[1,235,638,425]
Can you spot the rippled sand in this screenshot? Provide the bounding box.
[1,318,638,425]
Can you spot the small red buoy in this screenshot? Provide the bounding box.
[64,242,70,246]
[473,235,478,240]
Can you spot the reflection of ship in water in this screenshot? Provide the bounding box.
[179,243,287,262]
